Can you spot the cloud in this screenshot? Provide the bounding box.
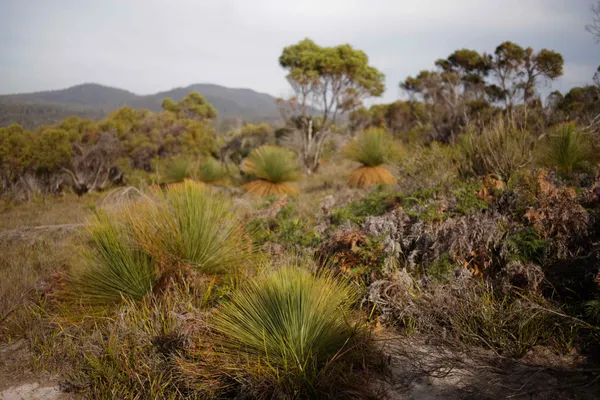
[0,0,597,102]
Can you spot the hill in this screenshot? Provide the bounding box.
[0,83,283,129]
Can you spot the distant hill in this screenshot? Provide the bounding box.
[0,83,283,129]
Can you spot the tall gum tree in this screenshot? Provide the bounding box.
[278,39,385,174]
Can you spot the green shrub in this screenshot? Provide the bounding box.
[503,228,549,265]
[212,265,368,397]
[537,122,597,175]
[69,181,252,304]
[331,186,399,225]
[249,203,320,248]
[164,157,195,183]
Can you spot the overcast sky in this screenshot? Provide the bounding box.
[1,0,598,103]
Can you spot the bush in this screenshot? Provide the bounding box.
[537,122,597,175]
[458,118,534,181]
[164,157,195,183]
[396,142,459,193]
[241,145,301,196]
[212,265,370,397]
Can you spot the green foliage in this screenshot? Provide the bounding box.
[427,253,455,283]
[162,92,218,121]
[242,145,300,184]
[164,157,194,183]
[212,265,364,396]
[504,228,549,265]
[451,181,489,215]
[130,180,253,275]
[332,187,399,225]
[197,157,227,184]
[249,202,320,248]
[343,128,398,167]
[537,122,597,174]
[70,212,156,304]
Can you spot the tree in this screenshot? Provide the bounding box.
[162,92,217,122]
[278,39,385,174]
[488,42,563,108]
[586,1,600,42]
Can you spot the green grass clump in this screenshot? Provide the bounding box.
[131,180,253,275]
[68,180,252,305]
[242,145,301,196]
[197,156,227,184]
[537,122,597,175]
[212,265,368,397]
[70,212,156,304]
[343,128,396,167]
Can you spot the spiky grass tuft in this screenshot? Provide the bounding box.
[538,122,597,175]
[211,264,370,396]
[129,180,253,275]
[68,180,253,305]
[198,157,228,184]
[242,145,300,196]
[70,212,156,304]
[344,128,397,188]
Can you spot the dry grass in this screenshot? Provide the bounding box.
[242,179,298,196]
[348,166,396,188]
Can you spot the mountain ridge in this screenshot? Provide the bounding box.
[0,82,284,129]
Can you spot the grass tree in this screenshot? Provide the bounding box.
[344,128,398,188]
[241,145,301,196]
[537,122,597,175]
[212,264,368,396]
[69,180,253,304]
[197,156,227,184]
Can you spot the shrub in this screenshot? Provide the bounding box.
[241,145,301,196]
[396,142,459,193]
[344,128,398,188]
[331,186,400,225]
[164,157,195,183]
[212,265,369,397]
[537,122,597,175]
[458,118,534,181]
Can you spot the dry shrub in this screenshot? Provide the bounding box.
[396,142,459,193]
[369,276,573,358]
[361,208,506,276]
[458,118,535,181]
[344,128,399,188]
[517,170,591,258]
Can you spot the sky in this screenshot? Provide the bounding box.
[0,0,598,103]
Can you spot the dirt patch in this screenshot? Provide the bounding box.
[377,335,600,399]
